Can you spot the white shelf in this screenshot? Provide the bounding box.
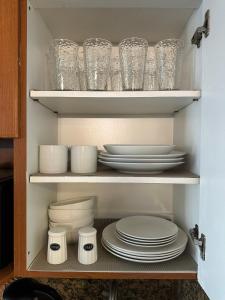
[30,90,201,117]
[30,170,200,184]
[29,219,197,279]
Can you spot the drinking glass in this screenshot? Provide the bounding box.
[83,38,112,90]
[143,47,158,90]
[119,37,148,90]
[109,56,123,91]
[49,39,80,91]
[155,39,181,90]
[78,48,87,91]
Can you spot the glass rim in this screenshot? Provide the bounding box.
[119,36,148,47]
[51,38,79,47]
[155,38,183,48]
[83,37,112,47]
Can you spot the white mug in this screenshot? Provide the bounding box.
[39,145,68,174]
[71,145,97,174]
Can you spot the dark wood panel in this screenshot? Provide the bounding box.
[15,270,197,280]
[0,264,14,285]
[0,0,19,137]
[13,0,26,276]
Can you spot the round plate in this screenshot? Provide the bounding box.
[102,222,187,255]
[116,233,176,248]
[116,216,178,240]
[98,155,184,163]
[100,150,186,159]
[103,144,176,155]
[103,238,186,258]
[116,229,177,243]
[98,160,183,173]
[102,240,185,263]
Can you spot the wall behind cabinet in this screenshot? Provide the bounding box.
[58,118,174,218]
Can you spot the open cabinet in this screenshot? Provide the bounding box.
[13,1,225,300]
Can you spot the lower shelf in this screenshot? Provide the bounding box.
[29,220,197,280]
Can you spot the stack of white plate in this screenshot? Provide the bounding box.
[48,196,96,244]
[102,216,188,263]
[98,144,186,174]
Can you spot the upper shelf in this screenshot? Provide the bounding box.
[30,90,201,117]
[30,170,200,184]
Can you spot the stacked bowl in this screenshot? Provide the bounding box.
[48,196,96,244]
[102,216,188,263]
[98,144,186,174]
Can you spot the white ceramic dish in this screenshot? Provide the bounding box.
[50,196,96,210]
[100,150,186,159]
[103,144,176,155]
[102,222,187,255]
[99,160,183,174]
[116,230,177,243]
[102,240,185,263]
[116,233,176,248]
[116,216,178,240]
[103,238,185,258]
[49,214,94,229]
[48,209,94,223]
[99,155,184,163]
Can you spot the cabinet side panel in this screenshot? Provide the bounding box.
[26,4,57,267]
[173,7,202,263]
[58,118,173,218]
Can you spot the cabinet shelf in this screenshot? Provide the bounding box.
[30,170,200,184]
[30,90,201,117]
[29,219,197,280]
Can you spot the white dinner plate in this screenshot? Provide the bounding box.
[103,238,186,258]
[116,216,178,240]
[98,160,183,174]
[102,240,185,263]
[116,229,177,243]
[102,222,187,255]
[103,144,176,155]
[116,233,176,248]
[98,155,184,163]
[100,150,186,159]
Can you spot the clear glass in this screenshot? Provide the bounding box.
[49,39,80,91]
[109,56,123,91]
[155,39,181,90]
[83,38,112,91]
[143,47,159,90]
[78,48,87,91]
[119,37,148,91]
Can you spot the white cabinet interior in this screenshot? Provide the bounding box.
[26,0,203,277]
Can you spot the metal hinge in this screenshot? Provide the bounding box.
[192,10,210,48]
[190,224,206,260]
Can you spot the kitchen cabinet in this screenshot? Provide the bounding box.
[12,1,225,300]
[0,0,19,137]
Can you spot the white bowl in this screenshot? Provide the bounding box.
[49,214,94,229]
[49,222,94,244]
[50,196,96,210]
[48,208,94,223]
[103,144,176,155]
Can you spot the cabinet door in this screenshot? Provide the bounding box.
[0,0,19,137]
[198,1,225,299]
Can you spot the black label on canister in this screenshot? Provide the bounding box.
[50,243,60,251]
[84,243,94,251]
